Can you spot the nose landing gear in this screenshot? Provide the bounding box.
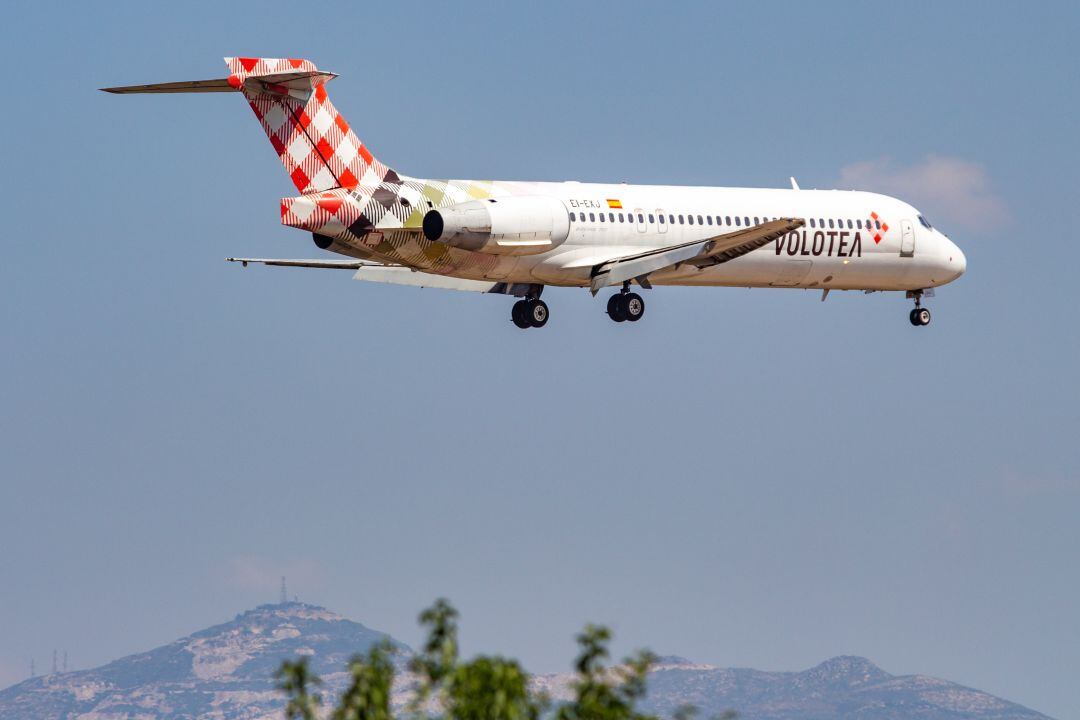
[908,290,931,327]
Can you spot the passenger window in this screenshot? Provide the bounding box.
[735,216,742,226]
[856,219,862,229]
[638,213,644,223]
[648,214,655,223]
[809,218,816,228]
[707,216,713,225]
[725,216,732,225]
[875,220,881,229]
[743,216,750,226]
[846,219,852,229]
[569,212,576,222]
[659,214,665,224]
[618,213,624,222]
[668,214,675,224]
[688,215,694,225]
[828,219,834,228]
[589,213,595,222]
[678,215,685,224]
[697,215,703,225]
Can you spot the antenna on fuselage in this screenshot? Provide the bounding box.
[790,176,800,190]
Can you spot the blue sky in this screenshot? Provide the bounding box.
[1,1,1078,717]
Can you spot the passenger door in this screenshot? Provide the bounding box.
[900,219,916,257]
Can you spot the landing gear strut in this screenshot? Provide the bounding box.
[607,283,645,323]
[908,290,931,327]
[511,289,549,329]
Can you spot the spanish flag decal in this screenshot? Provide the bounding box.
[607,199,623,209]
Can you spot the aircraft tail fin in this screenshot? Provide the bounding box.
[102,57,399,194]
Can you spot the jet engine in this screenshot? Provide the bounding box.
[422,197,570,256]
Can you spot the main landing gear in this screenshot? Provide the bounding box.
[511,296,549,329]
[908,290,932,327]
[607,284,645,323]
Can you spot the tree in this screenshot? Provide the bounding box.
[277,600,735,720]
[276,656,322,720]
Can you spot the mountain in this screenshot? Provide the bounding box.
[0,603,408,719]
[626,655,1051,720]
[0,602,1052,720]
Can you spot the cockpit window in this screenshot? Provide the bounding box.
[918,214,933,230]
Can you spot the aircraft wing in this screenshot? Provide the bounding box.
[226,258,536,295]
[226,257,372,269]
[589,218,804,294]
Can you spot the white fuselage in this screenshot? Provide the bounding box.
[404,180,966,292]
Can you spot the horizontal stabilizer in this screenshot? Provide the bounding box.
[226,258,531,295]
[101,78,236,94]
[101,70,336,95]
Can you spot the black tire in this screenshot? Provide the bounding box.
[916,308,931,326]
[624,292,645,322]
[528,299,549,328]
[607,294,627,322]
[909,308,921,327]
[512,300,531,329]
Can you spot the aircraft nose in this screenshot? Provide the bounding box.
[943,235,966,279]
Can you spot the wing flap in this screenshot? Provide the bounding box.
[590,218,804,293]
[353,266,535,295]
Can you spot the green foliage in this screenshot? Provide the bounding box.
[276,657,322,720]
[409,597,460,707]
[276,600,737,720]
[554,625,658,720]
[445,655,543,720]
[333,642,396,720]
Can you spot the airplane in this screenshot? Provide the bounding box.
[103,57,966,330]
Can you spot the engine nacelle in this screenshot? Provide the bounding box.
[422,196,570,256]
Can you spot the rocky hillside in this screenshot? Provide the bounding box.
[0,602,1053,720]
[0,603,407,719]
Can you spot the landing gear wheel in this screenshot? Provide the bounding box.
[909,307,931,326]
[607,294,627,322]
[623,292,645,322]
[527,299,549,328]
[512,300,531,329]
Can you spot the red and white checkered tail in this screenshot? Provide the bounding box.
[103,57,398,195]
[223,57,398,194]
